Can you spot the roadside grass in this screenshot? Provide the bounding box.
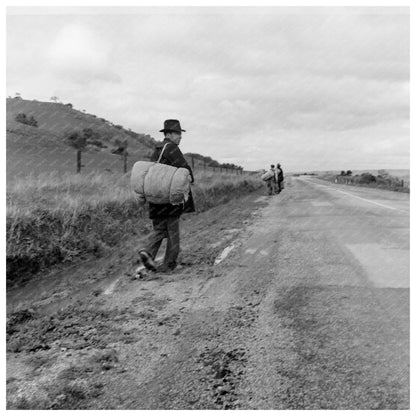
[7,170,262,283]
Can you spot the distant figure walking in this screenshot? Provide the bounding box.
[276,163,284,194]
[261,164,276,196]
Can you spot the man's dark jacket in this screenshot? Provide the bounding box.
[277,167,284,182]
[148,139,195,219]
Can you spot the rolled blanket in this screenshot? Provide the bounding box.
[131,161,191,205]
[261,170,275,181]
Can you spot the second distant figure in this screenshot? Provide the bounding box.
[275,163,284,194]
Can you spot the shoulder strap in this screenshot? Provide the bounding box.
[156,143,169,163]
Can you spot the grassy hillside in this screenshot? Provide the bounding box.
[6,97,157,181]
[7,97,156,152]
[7,97,245,180]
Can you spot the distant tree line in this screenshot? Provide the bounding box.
[185,152,243,170]
[333,169,408,192]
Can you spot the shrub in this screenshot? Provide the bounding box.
[15,113,38,127]
[358,173,376,184]
[65,128,107,149]
[66,131,86,149]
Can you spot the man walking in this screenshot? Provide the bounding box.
[276,163,284,194]
[138,119,195,273]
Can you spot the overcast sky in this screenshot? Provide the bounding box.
[6,7,409,172]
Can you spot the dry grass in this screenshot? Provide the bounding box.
[6,170,262,282]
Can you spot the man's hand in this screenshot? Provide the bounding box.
[135,194,147,206]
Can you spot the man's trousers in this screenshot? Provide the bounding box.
[141,215,180,269]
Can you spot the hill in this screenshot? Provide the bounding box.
[6,97,243,181]
[7,97,156,153]
[6,97,160,181]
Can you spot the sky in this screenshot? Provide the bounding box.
[6,6,410,172]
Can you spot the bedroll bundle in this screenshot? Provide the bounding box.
[261,170,275,181]
[131,161,191,205]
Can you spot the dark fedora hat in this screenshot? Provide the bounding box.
[159,119,186,133]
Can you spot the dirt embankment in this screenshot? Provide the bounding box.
[7,187,270,410]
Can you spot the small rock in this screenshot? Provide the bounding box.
[217,385,231,394]
[173,329,180,336]
[102,362,113,370]
[187,396,199,405]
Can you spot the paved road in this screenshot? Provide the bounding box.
[229,176,410,409]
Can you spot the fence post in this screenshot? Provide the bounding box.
[77,150,82,173]
[123,148,128,173]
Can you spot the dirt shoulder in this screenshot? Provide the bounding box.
[6,187,269,409]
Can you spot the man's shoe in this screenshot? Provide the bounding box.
[138,251,156,271]
[156,264,176,273]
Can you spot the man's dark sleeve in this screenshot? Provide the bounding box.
[166,144,195,183]
[150,147,160,162]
